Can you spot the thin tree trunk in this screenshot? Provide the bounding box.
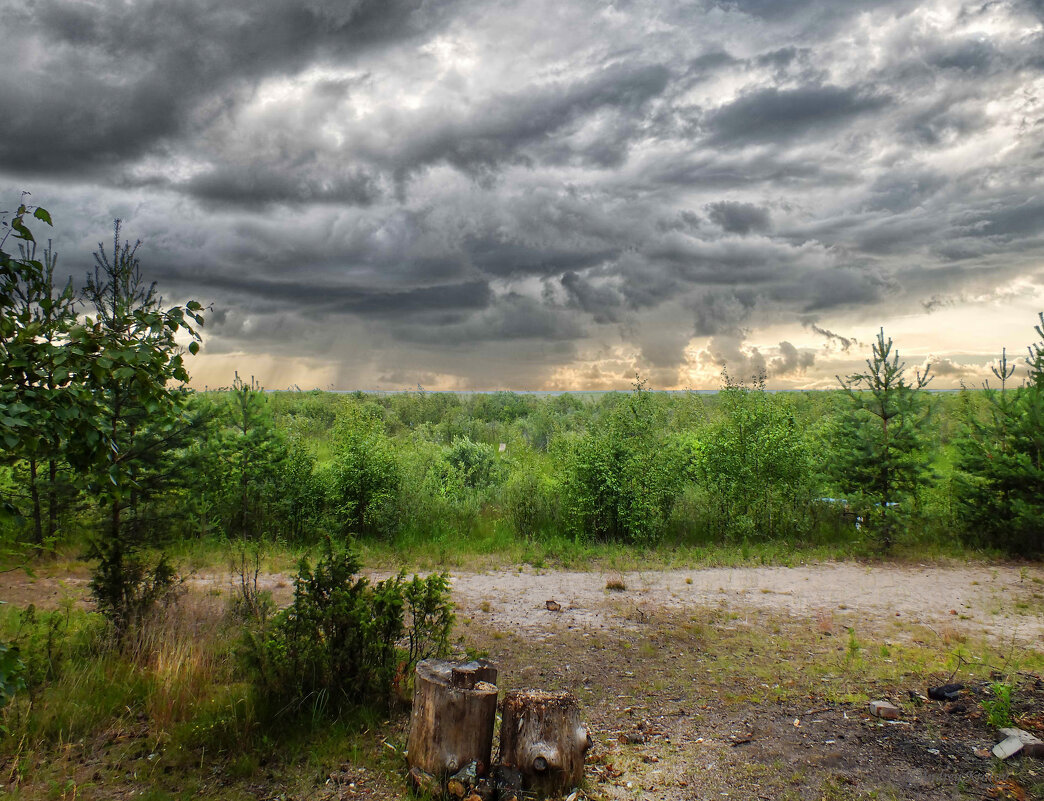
[47,459,58,540]
[29,458,43,545]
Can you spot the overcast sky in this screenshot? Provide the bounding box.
[3,0,1044,390]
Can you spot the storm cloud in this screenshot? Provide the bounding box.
[2,0,1043,390]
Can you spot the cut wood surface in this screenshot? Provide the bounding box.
[406,659,499,778]
[499,689,592,796]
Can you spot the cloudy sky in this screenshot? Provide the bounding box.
[3,0,1044,390]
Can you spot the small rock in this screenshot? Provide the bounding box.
[546,599,562,612]
[869,701,900,720]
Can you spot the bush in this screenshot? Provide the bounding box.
[682,382,815,541]
[246,540,451,716]
[331,405,402,538]
[0,640,26,716]
[504,465,562,539]
[564,380,682,544]
[446,436,500,490]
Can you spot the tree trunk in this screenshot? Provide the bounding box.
[499,690,592,797]
[406,659,499,781]
[46,459,58,541]
[29,458,43,545]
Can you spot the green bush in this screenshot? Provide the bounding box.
[564,380,682,544]
[682,382,815,541]
[246,540,451,715]
[446,436,501,490]
[331,405,402,538]
[504,464,562,539]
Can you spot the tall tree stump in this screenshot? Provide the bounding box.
[499,690,592,796]
[406,659,499,783]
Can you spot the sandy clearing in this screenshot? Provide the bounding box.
[444,563,1044,644]
[6,562,1043,645]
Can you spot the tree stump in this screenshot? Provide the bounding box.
[406,659,499,781]
[499,690,592,796]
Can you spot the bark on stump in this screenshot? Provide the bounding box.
[499,690,592,796]
[406,659,499,782]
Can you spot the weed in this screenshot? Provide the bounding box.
[982,681,1013,728]
[847,628,862,659]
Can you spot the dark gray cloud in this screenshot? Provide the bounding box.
[1,0,452,175]
[706,201,771,235]
[802,321,860,351]
[704,84,891,148]
[3,0,1044,389]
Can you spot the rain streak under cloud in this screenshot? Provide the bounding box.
[3,0,1044,390]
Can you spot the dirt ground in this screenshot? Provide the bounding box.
[10,561,1044,644]
[3,561,1044,800]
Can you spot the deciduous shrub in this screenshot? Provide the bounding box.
[682,376,814,541]
[331,404,402,538]
[503,464,562,539]
[564,379,682,544]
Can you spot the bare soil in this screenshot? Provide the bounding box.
[9,562,1042,645]
[3,561,1043,800]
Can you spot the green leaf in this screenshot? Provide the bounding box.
[32,207,52,226]
[188,340,200,355]
[10,217,33,242]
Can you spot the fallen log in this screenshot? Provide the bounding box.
[499,689,592,796]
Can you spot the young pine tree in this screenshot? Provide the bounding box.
[833,329,933,549]
[954,314,1044,555]
[82,220,204,635]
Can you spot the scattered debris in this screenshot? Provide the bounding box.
[994,728,1044,759]
[994,736,1027,761]
[908,690,928,705]
[407,766,439,795]
[869,701,900,720]
[493,765,523,801]
[928,683,964,701]
[988,779,1030,800]
[447,761,481,798]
